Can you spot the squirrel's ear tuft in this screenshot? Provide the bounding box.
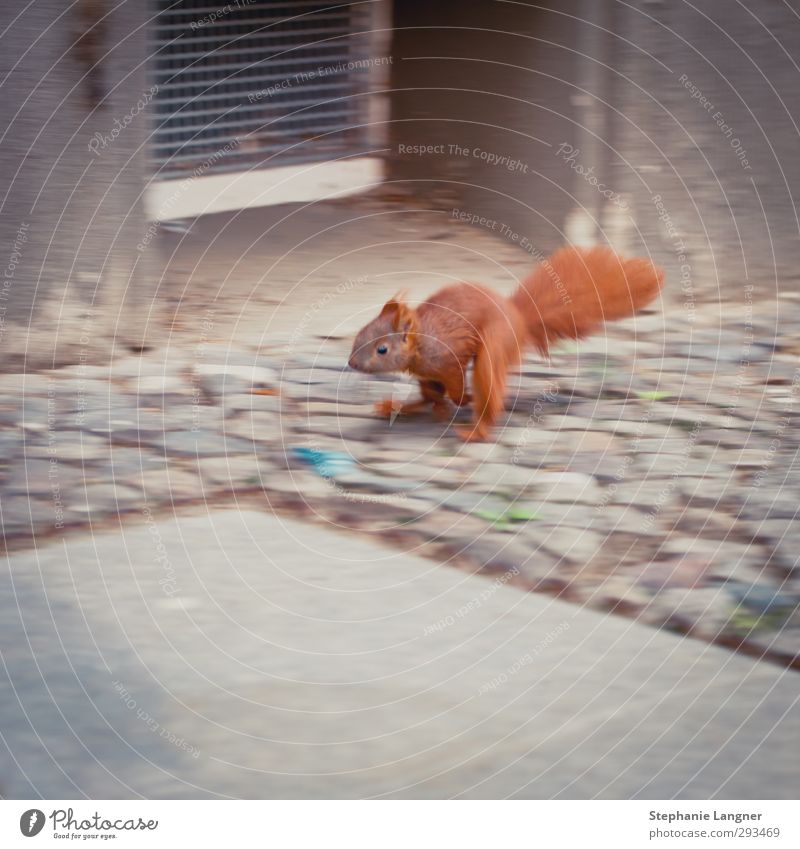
[379,290,408,319]
[379,292,415,333]
[393,302,415,334]
[379,299,400,319]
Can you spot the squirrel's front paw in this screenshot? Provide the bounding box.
[375,398,399,418]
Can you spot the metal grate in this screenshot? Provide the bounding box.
[151,1,378,179]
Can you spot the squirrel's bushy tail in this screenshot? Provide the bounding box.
[510,245,664,356]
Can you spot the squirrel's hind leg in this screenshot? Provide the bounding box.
[456,329,516,441]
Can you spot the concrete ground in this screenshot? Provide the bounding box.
[1,509,797,799]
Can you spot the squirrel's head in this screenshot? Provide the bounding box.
[348,296,417,374]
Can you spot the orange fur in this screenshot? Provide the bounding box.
[348,245,663,441]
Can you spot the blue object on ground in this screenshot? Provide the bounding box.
[291,446,355,478]
[724,580,799,614]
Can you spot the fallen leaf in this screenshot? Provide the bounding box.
[637,390,670,401]
[506,505,542,522]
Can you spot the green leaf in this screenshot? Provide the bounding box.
[506,505,542,522]
[637,390,670,401]
[474,508,507,523]
[729,607,787,634]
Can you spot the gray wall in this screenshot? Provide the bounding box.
[0,0,155,369]
[388,0,581,258]
[612,0,800,303]
[388,0,800,303]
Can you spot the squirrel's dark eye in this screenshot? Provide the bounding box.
[377,345,388,355]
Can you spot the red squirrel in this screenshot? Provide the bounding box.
[348,245,664,441]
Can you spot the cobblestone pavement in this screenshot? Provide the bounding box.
[1,200,799,669]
